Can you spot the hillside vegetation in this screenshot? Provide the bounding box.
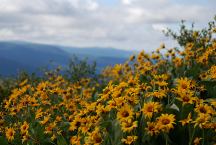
[0,17,216,145]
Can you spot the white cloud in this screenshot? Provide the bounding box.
[86,0,99,10]
[152,24,167,32]
[0,28,14,37]
[126,7,144,23]
[0,0,214,51]
[121,0,134,5]
[0,0,21,13]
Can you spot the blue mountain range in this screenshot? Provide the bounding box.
[0,41,135,76]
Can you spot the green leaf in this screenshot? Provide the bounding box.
[200,80,216,98]
[57,135,68,145]
[0,136,9,145]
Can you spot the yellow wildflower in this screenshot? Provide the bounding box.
[145,122,159,136]
[117,104,134,122]
[194,137,202,145]
[5,127,15,142]
[156,114,175,133]
[20,121,29,134]
[193,114,210,128]
[120,119,138,132]
[179,113,192,126]
[121,136,138,145]
[141,102,161,118]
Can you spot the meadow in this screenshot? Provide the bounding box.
[0,18,216,145]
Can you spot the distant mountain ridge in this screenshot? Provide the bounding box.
[0,41,134,76]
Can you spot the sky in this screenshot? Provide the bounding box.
[0,0,215,51]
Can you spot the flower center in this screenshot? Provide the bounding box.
[9,131,13,136]
[162,119,170,125]
[199,107,207,114]
[181,83,188,89]
[182,96,190,102]
[94,135,102,143]
[122,111,129,117]
[147,106,154,112]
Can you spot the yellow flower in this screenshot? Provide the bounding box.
[179,113,192,126]
[177,91,195,105]
[141,102,161,118]
[44,122,56,134]
[145,122,159,136]
[173,57,183,67]
[5,127,15,142]
[117,104,134,122]
[156,114,175,133]
[129,55,135,61]
[79,124,90,134]
[114,97,126,107]
[21,133,30,143]
[193,31,199,38]
[36,81,48,91]
[69,116,82,131]
[209,65,216,79]
[107,100,118,109]
[20,121,29,134]
[40,114,51,125]
[197,54,209,65]
[91,134,103,145]
[48,134,55,141]
[120,119,138,132]
[160,43,165,49]
[195,103,214,115]
[96,104,110,115]
[213,27,216,33]
[121,136,138,145]
[210,99,216,109]
[176,77,192,91]
[146,90,167,99]
[35,108,43,119]
[70,136,81,145]
[193,137,202,145]
[199,73,208,80]
[193,114,210,128]
[86,127,103,145]
[69,115,86,131]
[151,54,160,60]
[0,112,4,128]
[55,116,62,122]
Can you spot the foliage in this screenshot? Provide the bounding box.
[164,16,216,47]
[65,55,97,82]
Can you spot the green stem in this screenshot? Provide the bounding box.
[180,104,184,119]
[202,130,205,145]
[168,94,170,105]
[164,133,168,145]
[189,126,195,145]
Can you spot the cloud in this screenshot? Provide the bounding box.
[0,28,14,38]
[0,0,214,51]
[121,0,134,5]
[152,24,167,32]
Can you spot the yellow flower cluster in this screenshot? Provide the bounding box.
[0,22,216,145]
